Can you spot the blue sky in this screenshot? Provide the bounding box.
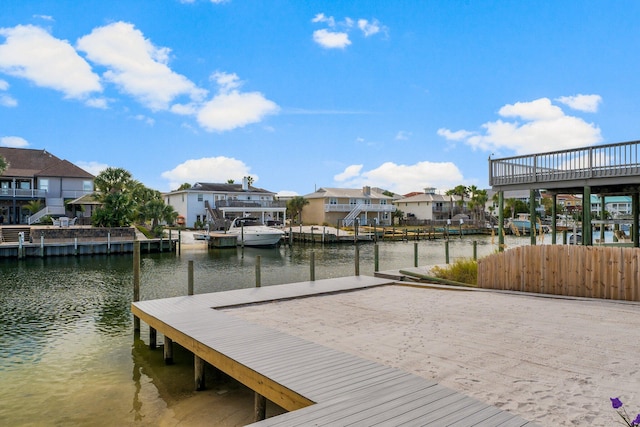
[1,1,639,196]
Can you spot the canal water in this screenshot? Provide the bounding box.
[0,235,546,426]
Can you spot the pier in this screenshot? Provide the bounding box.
[132,276,536,426]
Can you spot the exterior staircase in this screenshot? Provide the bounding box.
[28,198,66,224]
[342,204,364,227]
[204,201,228,230]
[0,227,31,243]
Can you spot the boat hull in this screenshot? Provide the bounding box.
[227,227,284,247]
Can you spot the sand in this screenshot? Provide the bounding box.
[222,285,640,426]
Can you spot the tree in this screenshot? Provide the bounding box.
[392,208,404,226]
[23,200,43,214]
[92,192,135,227]
[468,186,488,223]
[177,183,191,191]
[286,196,309,224]
[138,199,178,230]
[0,155,8,175]
[227,179,235,184]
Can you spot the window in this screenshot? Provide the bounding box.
[329,198,338,205]
[39,179,49,192]
[20,181,30,190]
[380,199,387,205]
[197,194,203,202]
[83,180,93,192]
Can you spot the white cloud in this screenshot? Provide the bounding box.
[0,94,17,107]
[556,94,602,113]
[395,131,411,141]
[0,25,102,99]
[313,29,351,49]
[76,21,206,111]
[85,97,108,109]
[438,97,602,155]
[311,13,336,27]
[334,164,363,181]
[357,19,382,37]
[0,136,29,147]
[196,75,279,132]
[0,79,8,90]
[161,157,253,190]
[75,161,109,176]
[436,128,473,141]
[334,161,464,195]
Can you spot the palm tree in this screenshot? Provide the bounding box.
[23,200,43,215]
[177,183,191,191]
[94,167,133,195]
[286,196,309,224]
[0,155,8,175]
[227,179,235,184]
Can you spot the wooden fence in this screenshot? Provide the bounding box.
[478,245,640,301]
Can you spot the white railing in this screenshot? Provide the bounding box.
[0,188,47,198]
[28,205,66,224]
[489,139,640,187]
[324,203,396,213]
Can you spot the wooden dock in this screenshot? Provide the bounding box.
[132,276,537,426]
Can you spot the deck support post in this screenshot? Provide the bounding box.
[600,195,606,244]
[164,336,173,365]
[583,186,592,246]
[551,194,557,245]
[254,393,267,422]
[633,193,640,248]
[194,355,205,391]
[498,191,504,251]
[530,189,536,245]
[149,327,157,349]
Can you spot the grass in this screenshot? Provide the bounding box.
[430,258,478,285]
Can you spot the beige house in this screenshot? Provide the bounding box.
[393,188,462,221]
[301,186,396,226]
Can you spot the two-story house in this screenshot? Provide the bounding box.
[392,187,462,222]
[164,178,286,229]
[0,147,94,225]
[301,186,396,226]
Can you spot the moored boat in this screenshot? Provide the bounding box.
[226,216,284,247]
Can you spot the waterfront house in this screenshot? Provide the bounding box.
[393,187,462,222]
[301,186,396,226]
[163,178,286,229]
[0,147,94,225]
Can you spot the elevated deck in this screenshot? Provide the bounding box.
[489,139,640,192]
[132,276,536,426]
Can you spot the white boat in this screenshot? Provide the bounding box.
[227,217,284,247]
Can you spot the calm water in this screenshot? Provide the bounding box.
[0,235,546,425]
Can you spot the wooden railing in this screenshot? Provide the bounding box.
[478,245,640,301]
[489,139,640,187]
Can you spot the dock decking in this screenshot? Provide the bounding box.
[132,276,537,426]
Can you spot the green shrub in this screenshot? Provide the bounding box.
[431,258,477,285]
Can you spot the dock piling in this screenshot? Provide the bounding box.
[133,241,141,332]
[254,393,267,421]
[414,242,418,267]
[255,255,261,287]
[310,252,315,281]
[188,260,194,295]
[164,337,174,365]
[194,355,205,391]
[374,244,379,272]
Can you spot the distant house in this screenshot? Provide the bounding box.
[164,178,286,228]
[301,186,396,226]
[0,147,94,225]
[393,187,462,222]
[590,195,632,218]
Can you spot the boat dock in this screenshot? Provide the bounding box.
[132,276,536,426]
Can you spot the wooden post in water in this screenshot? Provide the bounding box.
[188,260,194,295]
[149,327,157,350]
[473,240,477,260]
[164,336,173,365]
[310,251,315,281]
[74,237,78,256]
[254,393,267,422]
[133,241,140,332]
[374,243,379,272]
[445,240,450,264]
[40,235,44,258]
[108,232,111,254]
[255,255,261,287]
[414,242,418,267]
[354,244,360,276]
[178,229,181,255]
[194,355,205,390]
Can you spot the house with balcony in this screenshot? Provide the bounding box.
[301,186,396,226]
[0,147,94,225]
[163,178,286,229]
[392,187,463,222]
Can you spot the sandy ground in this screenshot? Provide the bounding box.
[221,285,640,426]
